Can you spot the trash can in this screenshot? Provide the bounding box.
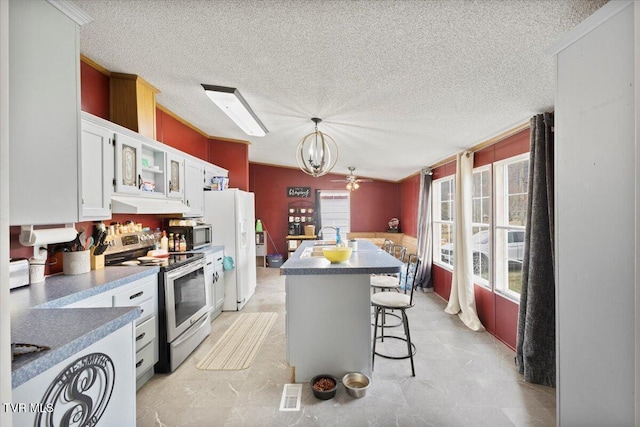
[266,254,283,268]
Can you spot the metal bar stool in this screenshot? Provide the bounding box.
[370,245,406,326]
[370,246,406,290]
[372,254,420,376]
[381,239,394,254]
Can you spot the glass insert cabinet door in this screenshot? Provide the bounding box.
[167,153,185,199]
[114,133,142,194]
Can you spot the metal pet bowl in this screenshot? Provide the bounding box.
[310,374,338,400]
[342,372,370,398]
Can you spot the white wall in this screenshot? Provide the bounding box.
[553,2,636,425]
[635,3,640,426]
[0,0,11,424]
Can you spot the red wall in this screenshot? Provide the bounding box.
[80,60,109,120]
[249,163,400,257]
[209,139,249,191]
[431,129,530,350]
[398,173,420,237]
[156,109,208,159]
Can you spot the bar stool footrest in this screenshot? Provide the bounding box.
[370,311,403,328]
[373,335,417,359]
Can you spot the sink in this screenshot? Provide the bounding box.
[314,240,336,246]
[300,247,329,257]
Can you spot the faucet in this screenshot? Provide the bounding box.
[318,226,342,245]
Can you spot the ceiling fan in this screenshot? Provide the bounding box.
[331,167,373,191]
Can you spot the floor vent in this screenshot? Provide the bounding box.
[279,383,302,411]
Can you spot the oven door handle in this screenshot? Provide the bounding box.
[171,315,209,347]
[166,258,205,281]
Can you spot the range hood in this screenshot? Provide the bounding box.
[111,196,191,215]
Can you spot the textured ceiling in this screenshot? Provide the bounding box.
[75,0,607,182]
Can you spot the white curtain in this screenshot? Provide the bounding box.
[445,152,484,331]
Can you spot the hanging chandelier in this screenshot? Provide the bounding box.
[296,118,338,177]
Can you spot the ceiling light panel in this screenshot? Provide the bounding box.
[202,84,268,137]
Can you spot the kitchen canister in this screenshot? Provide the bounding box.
[28,258,46,284]
[63,251,91,275]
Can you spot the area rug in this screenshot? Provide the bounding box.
[197,312,277,371]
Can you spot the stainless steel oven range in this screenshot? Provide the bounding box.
[104,230,211,373]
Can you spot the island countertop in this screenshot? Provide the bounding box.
[279,240,403,275]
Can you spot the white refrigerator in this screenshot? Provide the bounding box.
[203,189,257,311]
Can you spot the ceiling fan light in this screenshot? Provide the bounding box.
[202,84,268,137]
[354,182,360,190]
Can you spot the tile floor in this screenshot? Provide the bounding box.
[136,267,556,426]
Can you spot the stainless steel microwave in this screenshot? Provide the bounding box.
[167,224,212,250]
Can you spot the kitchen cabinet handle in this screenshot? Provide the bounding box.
[169,180,173,192]
[138,174,143,189]
[129,291,144,300]
[214,272,219,281]
[136,359,144,368]
[136,332,146,341]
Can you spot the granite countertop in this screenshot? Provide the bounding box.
[280,240,403,275]
[10,266,159,389]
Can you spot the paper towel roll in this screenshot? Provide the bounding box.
[19,225,77,247]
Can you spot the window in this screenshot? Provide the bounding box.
[471,167,491,284]
[432,177,455,268]
[494,154,529,298]
[317,190,350,241]
[431,153,529,301]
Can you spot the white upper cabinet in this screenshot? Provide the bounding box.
[184,159,205,217]
[80,118,114,220]
[167,153,185,199]
[114,131,143,195]
[140,143,167,198]
[8,0,90,225]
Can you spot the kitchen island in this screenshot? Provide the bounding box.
[280,240,402,382]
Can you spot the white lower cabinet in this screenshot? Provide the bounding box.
[213,251,225,313]
[112,275,159,389]
[204,249,225,321]
[64,274,159,389]
[12,323,136,426]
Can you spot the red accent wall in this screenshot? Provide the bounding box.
[249,163,400,256]
[208,139,249,191]
[398,173,420,238]
[475,129,530,167]
[156,109,208,160]
[80,60,110,119]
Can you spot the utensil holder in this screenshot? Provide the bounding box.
[90,247,105,270]
[63,250,90,275]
